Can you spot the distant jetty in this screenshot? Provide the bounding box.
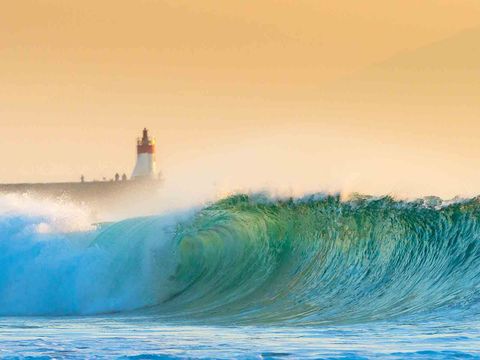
[0,128,162,211]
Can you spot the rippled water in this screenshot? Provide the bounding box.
[1,317,480,359]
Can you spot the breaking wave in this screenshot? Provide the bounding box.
[1,193,480,325]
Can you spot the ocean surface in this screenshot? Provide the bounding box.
[1,193,480,359]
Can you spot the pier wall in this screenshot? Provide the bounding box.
[0,181,161,218]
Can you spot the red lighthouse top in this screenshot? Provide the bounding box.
[137,128,155,154]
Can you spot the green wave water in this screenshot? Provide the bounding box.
[150,194,480,324]
[1,194,480,326]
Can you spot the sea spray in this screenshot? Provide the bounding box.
[0,194,181,315]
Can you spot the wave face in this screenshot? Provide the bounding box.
[1,194,480,325]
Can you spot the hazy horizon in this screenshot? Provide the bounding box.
[1,1,480,199]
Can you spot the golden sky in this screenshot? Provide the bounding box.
[1,0,479,198]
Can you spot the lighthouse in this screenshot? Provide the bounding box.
[131,128,157,180]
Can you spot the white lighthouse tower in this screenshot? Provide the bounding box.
[131,128,157,180]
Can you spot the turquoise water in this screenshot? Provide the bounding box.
[1,194,480,358]
[1,317,479,359]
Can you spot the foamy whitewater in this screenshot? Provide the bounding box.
[1,193,480,358]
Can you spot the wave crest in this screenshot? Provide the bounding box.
[1,193,480,324]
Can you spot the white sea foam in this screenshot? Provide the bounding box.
[0,194,187,315]
[0,193,95,233]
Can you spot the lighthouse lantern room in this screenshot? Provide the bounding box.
[131,128,157,180]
